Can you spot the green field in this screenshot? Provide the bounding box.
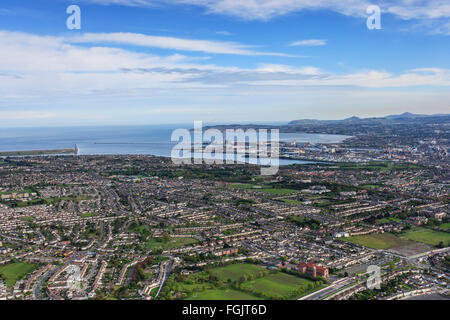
[376,217,403,224]
[229,183,298,195]
[281,199,303,205]
[438,223,450,232]
[129,223,150,235]
[145,237,197,251]
[342,233,414,250]
[208,263,267,282]
[335,162,422,171]
[161,263,326,300]
[3,195,92,208]
[360,184,383,189]
[187,288,263,300]
[240,272,316,299]
[81,212,98,218]
[400,228,450,247]
[0,262,36,287]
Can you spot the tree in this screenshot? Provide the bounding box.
[162,232,171,243]
[389,261,396,272]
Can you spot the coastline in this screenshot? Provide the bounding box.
[0,148,77,157]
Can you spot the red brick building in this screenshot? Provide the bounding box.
[299,261,329,278]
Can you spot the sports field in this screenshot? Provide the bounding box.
[0,262,36,287]
[176,263,326,300]
[240,272,315,298]
[187,288,263,300]
[208,263,266,282]
[229,183,298,195]
[282,199,303,205]
[342,233,414,249]
[376,217,402,224]
[400,228,450,247]
[145,237,197,250]
[360,184,383,189]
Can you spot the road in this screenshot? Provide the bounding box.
[154,259,173,299]
[33,266,58,300]
[299,278,354,300]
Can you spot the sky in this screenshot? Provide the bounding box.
[0,0,449,127]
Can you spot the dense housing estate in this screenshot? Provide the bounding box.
[0,115,449,301]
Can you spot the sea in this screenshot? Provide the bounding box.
[0,124,351,166]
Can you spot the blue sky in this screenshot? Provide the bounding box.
[0,0,449,127]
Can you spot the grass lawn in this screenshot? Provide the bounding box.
[129,223,150,235]
[259,188,299,195]
[208,263,267,282]
[181,282,216,292]
[145,237,197,251]
[6,195,92,208]
[400,228,450,247]
[335,162,422,171]
[0,262,36,287]
[45,195,91,204]
[229,183,265,190]
[176,264,326,300]
[360,184,383,189]
[303,195,328,200]
[240,272,315,298]
[187,288,263,300]
[438,223,450,232]
[81,212,98,218]
[342,233,414,250]
[229,183,298,195]
[281,199,303,205]
[376,217,403,224]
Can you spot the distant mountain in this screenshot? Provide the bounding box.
[288,113,450,125]
[386,112,417,119]
[344,116,361,122]
[199,112,449,137]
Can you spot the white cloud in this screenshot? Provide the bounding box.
[290,39,327,46]
[71,32,291,56]
[216,31,233,36]
[386,0,450,20]
[431,21,450,35]
[0,30,449,123]
[255,64,321,75]
[0,31,189,73]
[241,69,450,88]
[0,111,54,120]
[87,0,155,6]
[83,0,450,21]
